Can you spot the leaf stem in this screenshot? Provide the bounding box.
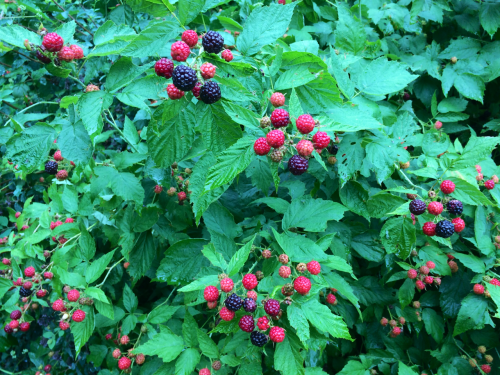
[67,74,86,88]
[394,163,427,193]
[97,256,125,288]
[105,110,139,153]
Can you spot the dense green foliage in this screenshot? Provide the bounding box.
[1,0,500,374]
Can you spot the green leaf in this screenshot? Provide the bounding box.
[450,132,500,170]
[357,58,418,96]
[301,299,352,340]
[128,232,157,280]
[337,360,370,375]
[422,308,445,343]
[480,2,500,37]
[55,20,76,45]
[274,333,305,375]
[0,278,13,300]
[5,124,56,173]
[437,97,468,113]
[76,91,113,135]
[237,3,297,56]
[282,196,347,232]
[157,239,209,283]
[334,6,366,55]
[123,284,138,313]
[222,102,262,133]
[197,329,219,358]
[453,73,484,104]
[323,105,382,132]
[201,244,228,270]
[380,217,416,259]
[253,197,290,214]
[367,193,406,219]
[398,362,418,375]
[203,137,254,193]
[274,65,316,90]
[133,330,184,362]
[329,48,355,99]
[475,205,495,257]
[86,250,115,284]
[0,24,41,48]
[71,306,94,357]
[111,152,147,170]
[182,311,198,347]
[175,348,200,375]
[45,63,72,78]
[286,303,310,345]
[85,287,109,303]
[452,253,485,274]
[178,0,204,25]
[337,133,365,185]
[453,294,488,335]
[58,268,87,288]
[105,57,153,92]
[226,238,254,277]
[148,305,180,325]
[274,230,328,262]
[58,120,93,165]
[87,345,107,367]
[447,177,492,206]
[178,275,219,292]
[323,272,360,314]
[398,278,415,309]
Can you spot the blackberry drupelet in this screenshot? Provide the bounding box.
[447,199,463,215]
[409,199,426,215]
[224,293,243,311]
[172,65,198,91]
[199,81,221,104]
[45,161,58,174]
[19,287,32,297]
[202,31,224,54]
[288,155,308,175]
[435,220,455,238]
[250,331,268,347]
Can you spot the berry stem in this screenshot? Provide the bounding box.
[4,101,58,128]
[67,74,86,88]
[105,110,139,153]
[97,255,125,288]
[394,163,427,193]
[50,0,94,37]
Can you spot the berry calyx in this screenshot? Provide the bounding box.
[440,180,455,194]
[254,137,271,155]
[307,260,321,275]
[242,274,258,290]
[221,49,233,62]
[473,284,484,294]
[42,33,64,52]
[181,30,198,47]
[269,326,285,343]
[451,217,465,233]
[270,109,290,128]
[266,129,285,148]
[220,277,234,293]
[170,41,190,61]
[154,58,174,78]
[427,201,443,215]
[72,309,86,322]
[296,140,314,157]
[219,306,235,321]
[200,62,216,79]
[407,269,417,279]
[238,315,255,332]
[293,276,311,295]
[270,92,285,107]
[422,222,436,236]
[312,131,330,149]
[296,114,315,134]
[204,286,219,302]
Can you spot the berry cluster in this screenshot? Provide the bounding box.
[30,33,85,65]
[474,165,499,190]
[379,316,406,338]
[407,261,442,292]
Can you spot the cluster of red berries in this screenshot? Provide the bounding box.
[407,261,442,291]
[254,95,333,175]
[466,345,494,373]
[380,316,406,338]
[109,331,146,369]
[51,285,90,327]
[154,165,192,203]
[474,165,498,190]
[35,33,84,64]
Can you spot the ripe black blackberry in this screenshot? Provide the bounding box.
[19,287,33,297]
[327,144,339,155]
[199,81,221,104]
[447,200,463,215]
[172,65,198,91]
[202,31,224,54]
[224,293,243,311]
[243,297,257,312]
[250,331,268,347]
[45,161,58,174]
[409,199,426,215]
[288,155,308,175]
[435,220,455,238]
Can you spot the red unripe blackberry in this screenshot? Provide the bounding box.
[440,180,455,194]
[220,277,234,292]
[58,46,75,62]
[67,289,80,302]
[266,130,285,148]
[448,260,458,273]
[477,173,484,181]
[13,278,23,286]
[120,335,130,345]
[192,81,202,98]
[424,276,433,284]
[200,62,216,79]
[242,274,258,290]
[269,326,285,342]
[238,315,255,332]
[44,271,54,279]
[312,131,330,149]
[42,33,64,52]
[136,353,146,365]
[416,280,425,290]
[170,41,190,62]
[409,199,426,215]
[270,92,285,107]
[247,290,258,301]
[24,266,35,277]
[112,348,121,358]
[207,301,217,309]
[392,327,401,336]
[257,316,270,330]
[9,320,19,329]
[481,365,491,374]
[199,368,211,375]
[451,217,465,233]
[407,269,417,279]
[166,84,185,100]
[154,185,163,194]
[422,222,436,236]
[279,266,291,278]
[56,169,68,181]
[72,309,86,322]
[434,121,442,130]
[118,356,132,370]
[85,84,100,92]
[254,137,271,155]
[279,254,289,264]
[326,293,337,305]
[178,191,187,201]
[296,114,315,134]
[54,150,63,161]
[493,175,499,184]
[4,325,13,334]
[294,276,311,295]
[23,281,32,289]
[380,317,388,326]
[473,284,484,294]
[181,30,198,47]
[65,217,74,223]
[154,58,174,78]
[10,310,22,320]
[485,179,495,190]
[288,155,308,175]
[296,140,314,157]
[59,321,70,330]
[427,201,443,215]
[221,49,233,62]
[490,278,500,286]
[20,322,30,332]
[264,299,281,316]
[419,266,429,275]
[70,44,84,59]
[426,261,435,269]
[105,333,113,340]
[270,109,290,128]
[307,260,321,275]
[2,258,11,265]
[219,306,235,321]
[204,285,219,302]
